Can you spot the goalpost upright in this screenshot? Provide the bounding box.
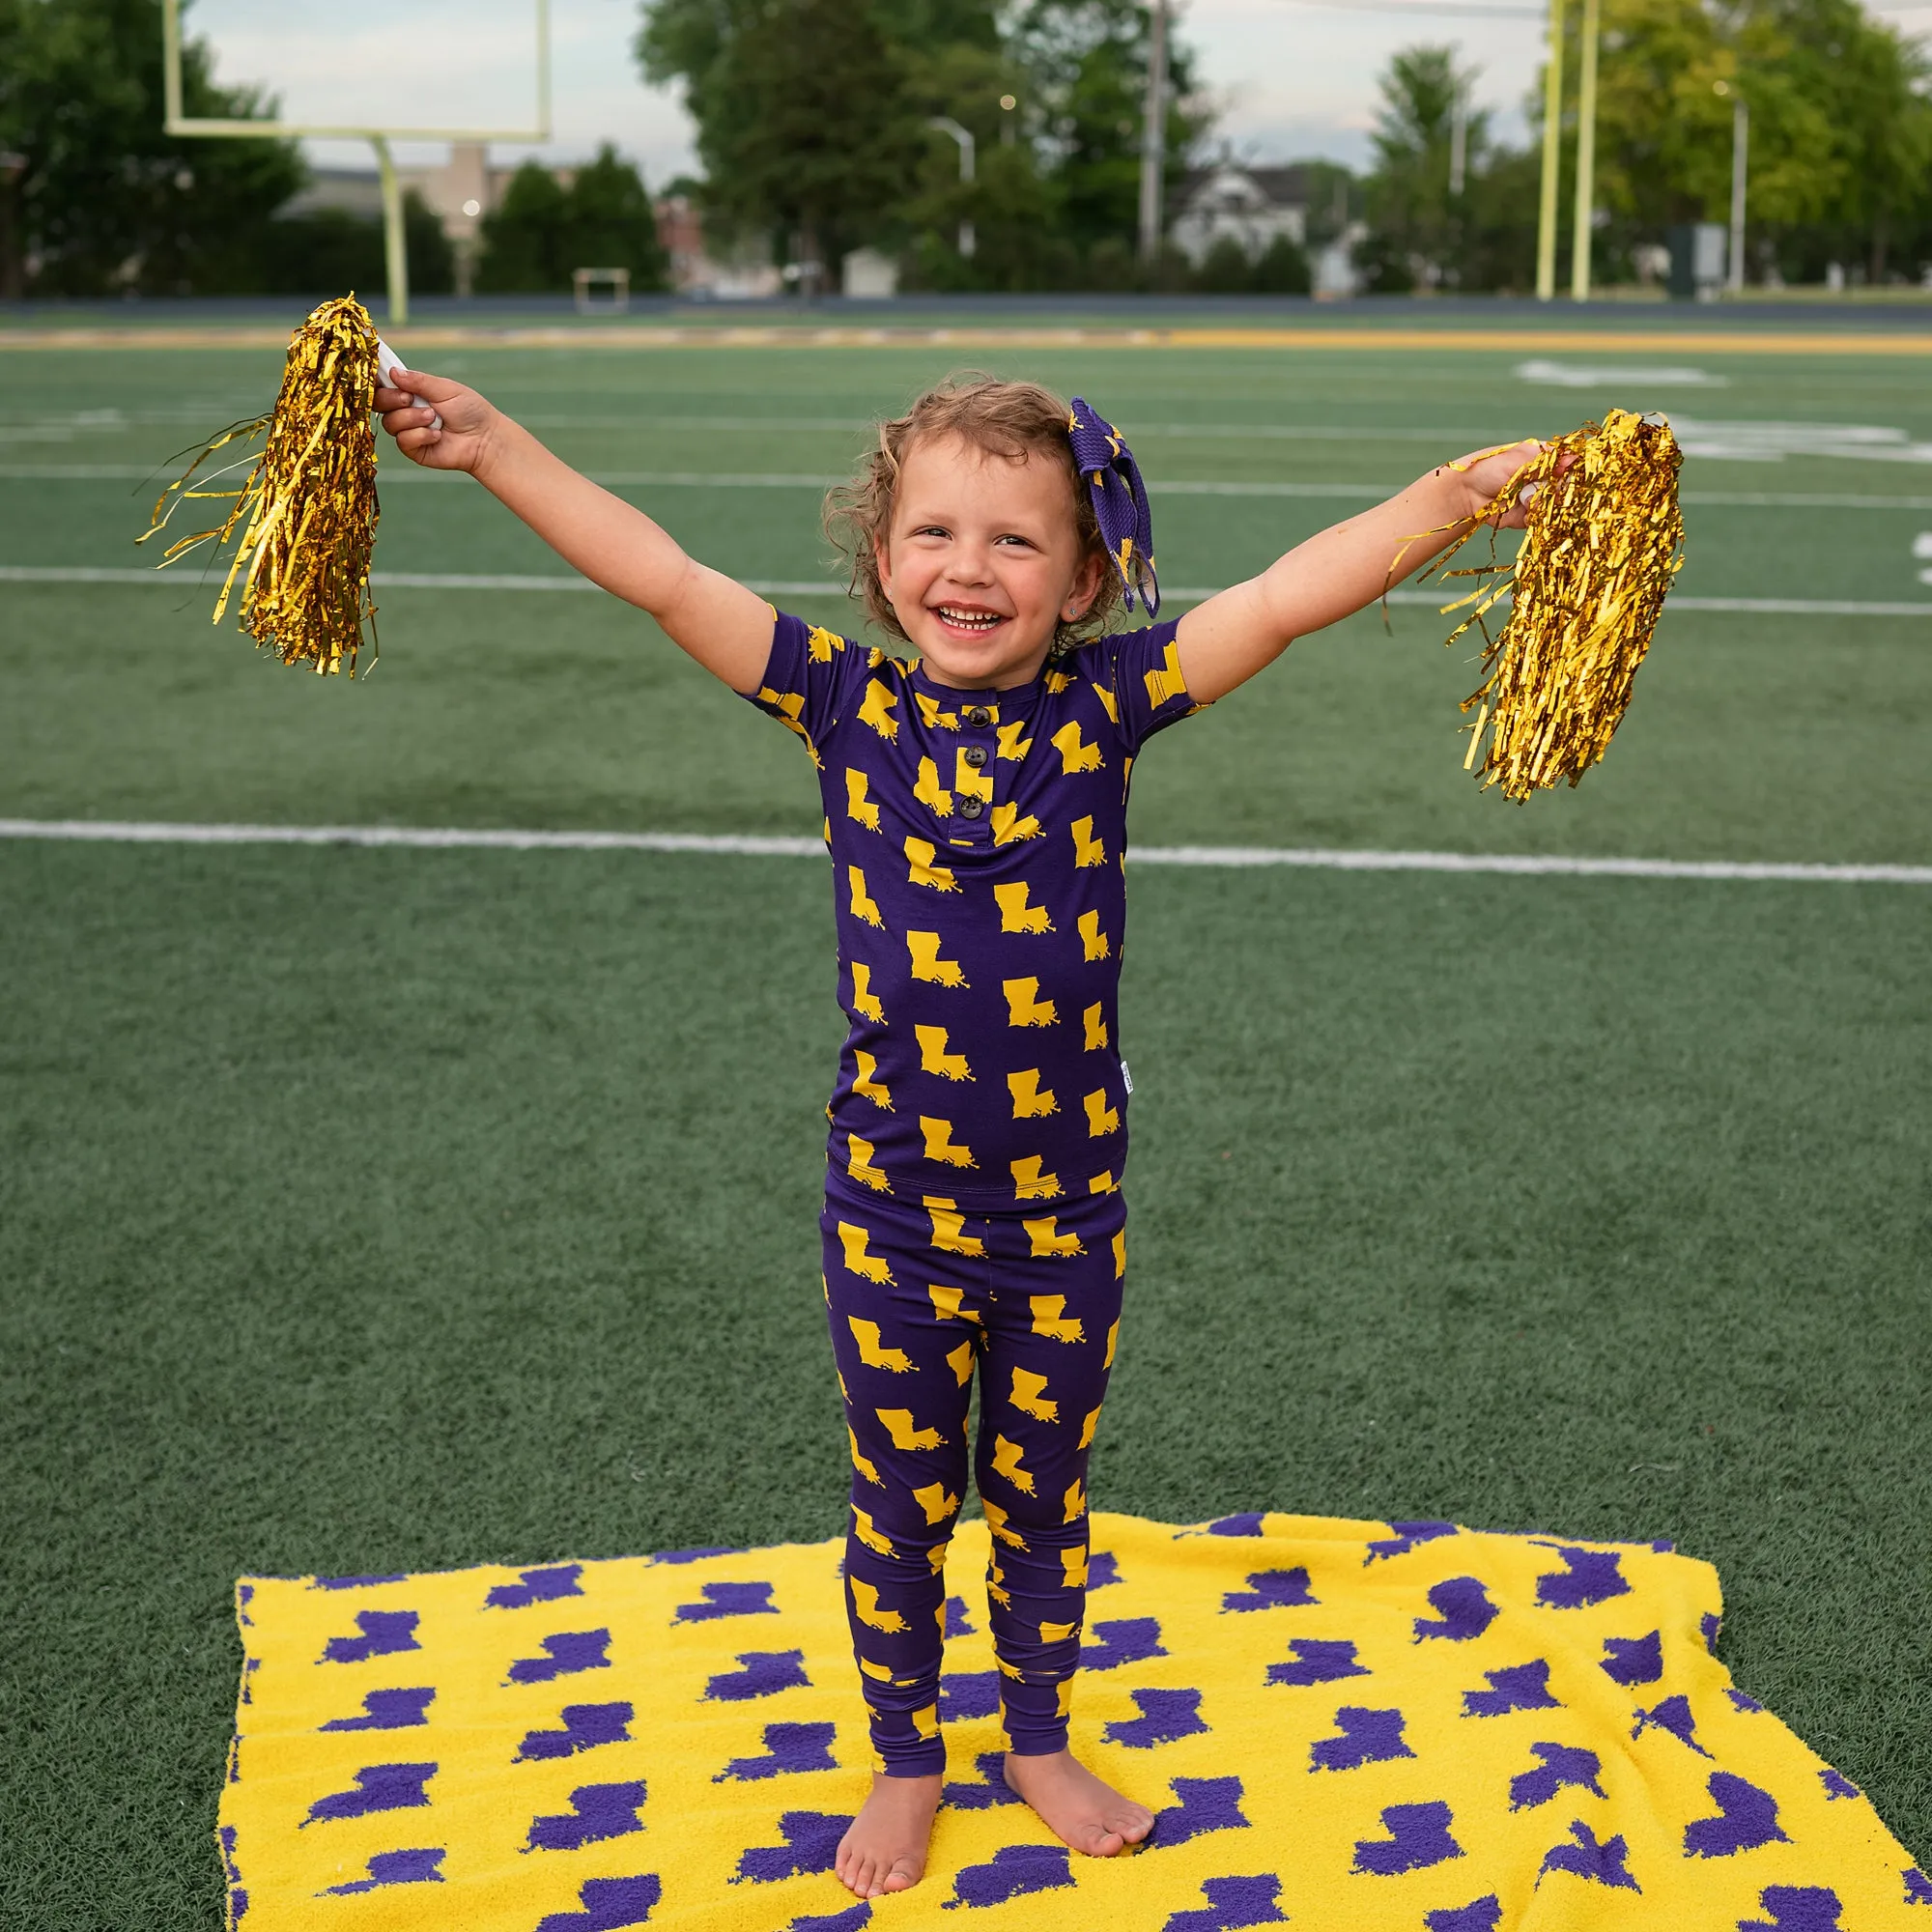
[159,0,554,325]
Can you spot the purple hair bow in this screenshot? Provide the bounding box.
[1068,396,1158,617]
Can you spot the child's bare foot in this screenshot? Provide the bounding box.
[835,1773,942,1897]
[1003,1748,1154,1857]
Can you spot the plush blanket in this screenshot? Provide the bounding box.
[218,1510,1927,1929]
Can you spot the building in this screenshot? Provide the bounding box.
[1171,162,1309,268]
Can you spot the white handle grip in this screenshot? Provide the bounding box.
[375,336,442,431]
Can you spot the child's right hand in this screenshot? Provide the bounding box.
[375,369,492,475]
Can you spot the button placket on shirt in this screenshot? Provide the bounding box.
[951,700,996,839]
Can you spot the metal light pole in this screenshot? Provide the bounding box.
[1535,0,1565,300]
[928,116,977,260]
[1726,88,1748,295]
[1137,0,1170,266]
[1449,89,1468,198]
[1569,0,1600,300]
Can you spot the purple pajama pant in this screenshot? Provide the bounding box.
[820,1163,1127,1776]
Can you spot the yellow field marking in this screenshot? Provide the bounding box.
[7,323,1931,355]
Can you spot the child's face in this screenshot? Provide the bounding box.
[876,433,1104,690]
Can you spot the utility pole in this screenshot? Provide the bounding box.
[1137,0,1170,267]
[1726,89,1748,295]
[1449,87,1468,198]
[1535,0,1565,300]
[1569,0,1600,300]
[928,117,978,260]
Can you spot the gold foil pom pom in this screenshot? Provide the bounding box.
[1424,409,1684,801]
[140,295,382,677]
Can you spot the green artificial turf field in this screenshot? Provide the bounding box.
[3,321,1929,1923]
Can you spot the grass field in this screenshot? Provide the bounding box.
[3,317,1929,1924]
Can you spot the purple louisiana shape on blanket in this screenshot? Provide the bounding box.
[788,1907,872,1932]
[303,1762,435,1825]
[649,1546,738,1565]
[1150,1776,1251,1848]
[1427,1899,1502,1932]
[717,1721,838,1781]
[1600,1631,1663,1687]
[1729,1688,1766,1714]
[674,1581,777,1623]
[1703,1610,1724,1653]
[1204,1514,1266,1536]
[508,1630,611,1685]
[1104,1688,1208,1749]
[526,1779,647,1852]
[1351,1800,1463,1875]
[939,1670,1002,1722]
[1534,1544,1632,1609]
[1266,1638,1370,1688]
[1739,1887,1847,1931]
[945,1595,977,1637]
[1089,1549,1122,1589]
[735,1811,854,1883]
[1903,1867,1932,1904]
[320,1609,419,1663]
[1366,1520,1457,1564]
[1413,1577,1497,1642]
[311,1573,409,1591]
[322,1687,436,1730]
[517,1701,634,1762]
[942,1750,1024,1810]
[1821,1768,1861,1802]
[1634,1693,1713,1756]
[1082,1616,1168,1670]
[942,1844,1074,1908]
[706,1650,810,1701]
[1540,1820,1639,1890]
[1463,1659,1559,1716]
[1310,1706,1413,1772]
[1221,1568,1316,1612]
[321,1848,445,1894]
[1161,1874,1288,1930]
[1685,1772,1789,1858]
[534,1874,663,1931]
[1510,1742,1605,1809]
[487,1564,583,1609]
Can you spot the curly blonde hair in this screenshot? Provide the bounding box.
[824,373,1122,651]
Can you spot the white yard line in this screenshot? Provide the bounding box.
[6,463,1932,514]
[2,818,1925,884]
[6,564,1930,617]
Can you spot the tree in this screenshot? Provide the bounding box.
[1537,0,1932,284]
[261,190,454,298]
[0,0,304,296]
[475,148,670,294]
[1012,0,1209,259]
[637,0,921,287]
[1359,45,1483,290]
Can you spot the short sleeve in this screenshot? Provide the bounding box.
[1084,619,1207,755]
[740,610,867,758]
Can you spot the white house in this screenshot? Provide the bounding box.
[1171,163,1309,267]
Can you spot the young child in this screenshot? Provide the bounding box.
[374,365,1538,1900]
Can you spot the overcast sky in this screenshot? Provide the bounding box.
[193,0,1548,180]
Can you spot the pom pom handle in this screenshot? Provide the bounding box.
[376,336,442,431]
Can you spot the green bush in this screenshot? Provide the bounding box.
[475,147,670,294]
[1249,231,1311,294]
[260,191,454,298]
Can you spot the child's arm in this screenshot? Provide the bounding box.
[1174,440,1543,705]
[376,368,774,696]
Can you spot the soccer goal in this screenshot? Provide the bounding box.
[160,0,553,323]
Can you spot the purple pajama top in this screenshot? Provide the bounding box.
[745,610,1204,1208]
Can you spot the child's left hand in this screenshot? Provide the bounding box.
[1442,439,1549,530]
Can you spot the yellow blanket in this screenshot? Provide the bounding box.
[219,1511,1926,1929]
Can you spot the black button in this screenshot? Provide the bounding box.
[958,796,984,819]
[964,705,992,727]
[963,745,988,768]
